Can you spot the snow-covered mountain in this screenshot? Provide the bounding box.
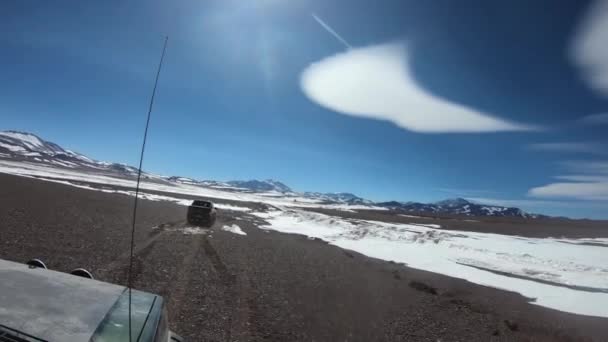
[302,192,372,205]
[165,176,226,187]
[0,131,98,167]
[0,131,153,179]
[0,130,537,217]
[377,198,538,218]
[227,179,292,193]
[221,181,373,205]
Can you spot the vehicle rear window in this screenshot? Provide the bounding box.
[192,201,211,207]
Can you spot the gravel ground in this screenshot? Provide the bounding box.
[1,173,607,341]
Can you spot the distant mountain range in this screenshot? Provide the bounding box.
[378,198,542,218]
[0,130,540,218]
[227,179,292,193]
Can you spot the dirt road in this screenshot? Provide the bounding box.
[1,173,607,341]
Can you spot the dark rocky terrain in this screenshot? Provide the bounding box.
[1,173,607,341]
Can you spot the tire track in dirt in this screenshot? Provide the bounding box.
[201,235,240,341]
[97,220,183,281]
[229,275,254,341]
[200,216,264,342]
[202,236,235,287]
[101,235,160,285]
[166,235,201,320]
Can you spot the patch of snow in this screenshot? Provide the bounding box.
[399,214,430,219]
[65,149,95,162]
[414,223,441,229]
[321,204,387,211]
[252,209,608,318]
[24,178,195,207]
[222,224,247,236]
[179,227,210,235]
[0,132,44,148]
[0,142,26,152]
[214,203,252,212]
[135,193,192,206]
[482,206,507,215]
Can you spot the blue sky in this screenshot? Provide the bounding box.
[1,0,607,218]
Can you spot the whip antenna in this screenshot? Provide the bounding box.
[127,36,168,342]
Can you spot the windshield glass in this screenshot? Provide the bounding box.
[1,1,607,341]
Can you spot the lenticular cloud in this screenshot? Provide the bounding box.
[300,42,532,133]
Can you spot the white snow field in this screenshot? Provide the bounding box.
[252,208,608,318]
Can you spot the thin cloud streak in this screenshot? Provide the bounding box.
[554,175,608,182]
[528,142,607,155]
[559,160,608,174]
[580,112,608,124]
[528,161,608,200]
[528,181,608,200]
[311,13,352,49]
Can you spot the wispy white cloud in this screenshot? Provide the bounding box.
[554,174,608,182]
[580,112,608,124]
[528,161,608,200]
[528,182,608,201]
[558,160,608,174]
[570,0,608,95]
[300,42,535,133]
[528,142,607,155]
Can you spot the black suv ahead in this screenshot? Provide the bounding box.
[187,200,217,227]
